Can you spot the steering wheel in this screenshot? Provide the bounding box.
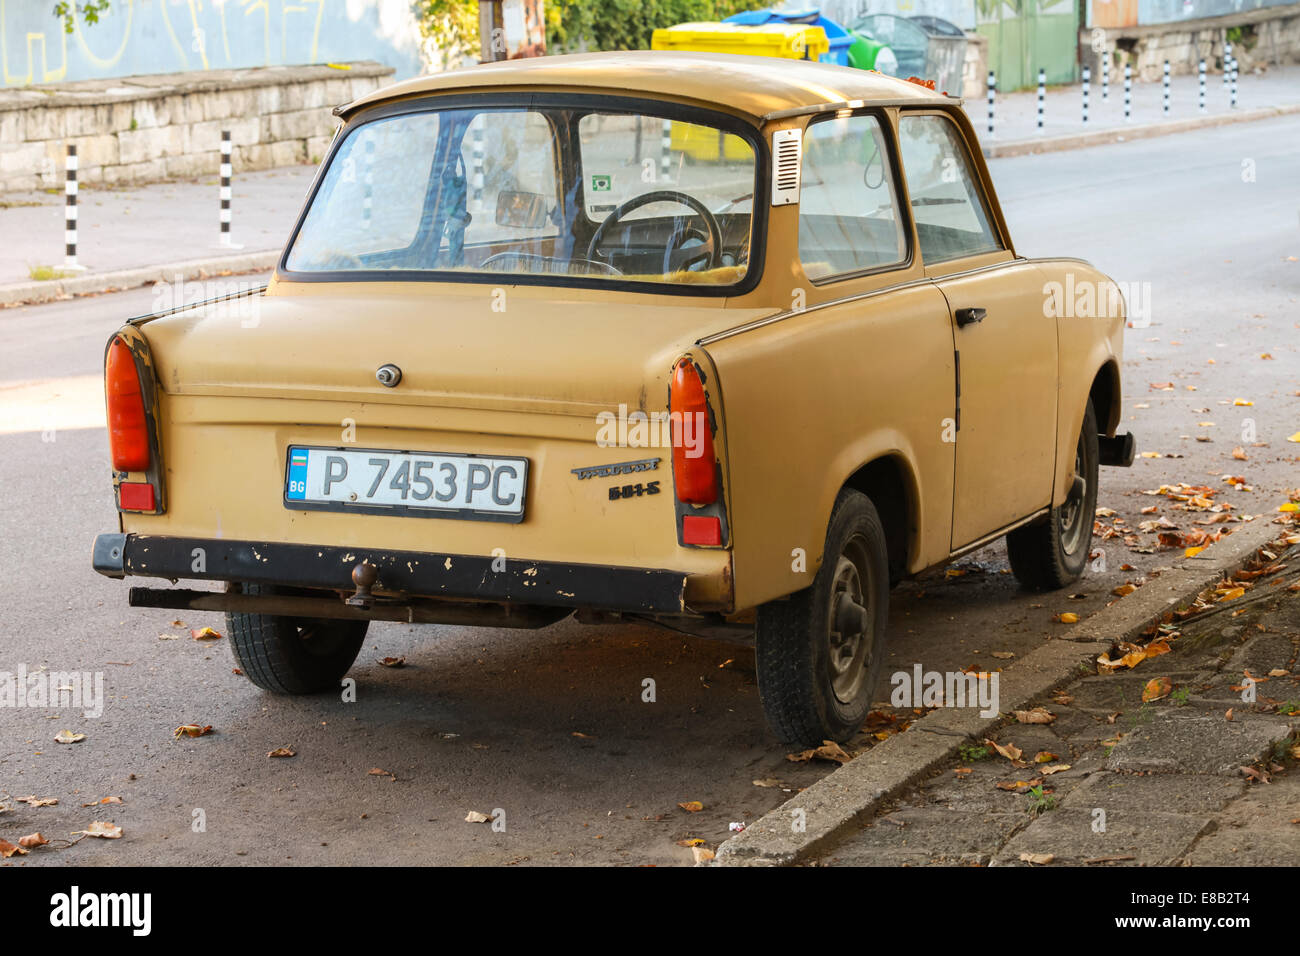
[586,189,723,275]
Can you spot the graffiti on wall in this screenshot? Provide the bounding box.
[1,0,422,87]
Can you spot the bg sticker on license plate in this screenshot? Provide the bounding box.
[284,446,528,523]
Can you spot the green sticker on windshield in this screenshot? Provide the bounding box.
[591,174,612,192]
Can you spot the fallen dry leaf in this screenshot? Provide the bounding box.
[173,724,213,739]
[1019,852,1055,865]
[17,833,49,849]
[985,739,1023,762]
[676,838,706,847]
[1034,751,1059,763]
[79,821,123,839]
[786,740,853,765]
[53,729,86,744]
[691,845,715,863]
[376,656,405,668]
[1057,612,1079,624]
[752,778,782,788]
[191,627,222,641]
[15,796,57,807]
[1040,764,1072,775]
[1142,677,1173,702]
[267,747,295,758]
[464,810,490,824]
[1013,707,1056,725]
[677,801,705,813]
[80,796,123,807]
[0,839,28,857]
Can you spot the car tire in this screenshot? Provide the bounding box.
[1006,398,1100,591]
[226,583,367,694]
[755,489,891,747]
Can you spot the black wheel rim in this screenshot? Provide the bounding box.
[826,534,875,704]
[1058,435,1089,556]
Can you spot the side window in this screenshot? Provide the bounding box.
[798,113,906,281]
[897,114,1000,263]
[460,110,559,246]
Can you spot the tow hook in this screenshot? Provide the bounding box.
[346,562,378,608]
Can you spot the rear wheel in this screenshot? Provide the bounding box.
[755,489,891,747]
[1006,399,1099,591]
[226,584,367,694]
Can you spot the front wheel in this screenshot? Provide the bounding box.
[226,583,367,694]
[1006,398,1100,590]
[755,489,891,747]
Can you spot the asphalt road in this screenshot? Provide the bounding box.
[1,116,1297,866]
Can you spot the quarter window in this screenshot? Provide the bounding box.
[797,113,906,281]
[897,114,1000,263]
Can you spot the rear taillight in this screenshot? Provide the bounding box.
[670,358,717,505]
[105,336,150,473]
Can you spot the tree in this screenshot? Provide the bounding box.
[53,1,111,34]
[415,0,771,68]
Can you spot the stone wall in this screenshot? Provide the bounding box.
[1081,3,1300,80]
[0,63,394,193]
[961,33,990,100]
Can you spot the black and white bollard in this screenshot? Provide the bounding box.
[1230,56,1238,109]
[64,144,84,271]
[1123,63,1132,122]
[660,119,672,182]
[362,138,374,229]
[218,131,236,247]
[1102,59,1109,102]
[1162,61,1171,116]
[986,70,995,136]
[1081,67,1090,124]
[470,118,485,212]
[1036,69,1045,133]
[1198,59,1207,113]
[1223,41,1232,88]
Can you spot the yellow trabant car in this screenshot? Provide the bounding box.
[93,52,1134,746]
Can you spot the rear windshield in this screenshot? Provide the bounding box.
[284,101,760,290]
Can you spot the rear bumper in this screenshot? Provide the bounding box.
[91,533,688,614]
[1099,430,1136,467]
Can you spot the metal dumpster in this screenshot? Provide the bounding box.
[849,13,968,96]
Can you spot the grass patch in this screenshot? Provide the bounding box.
[27,264,74,281]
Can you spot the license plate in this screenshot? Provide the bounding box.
[284,446,528,523]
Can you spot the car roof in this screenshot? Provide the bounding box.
[337,51,952,123]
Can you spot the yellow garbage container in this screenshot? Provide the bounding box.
[651,23,831,162]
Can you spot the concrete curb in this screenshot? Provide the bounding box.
[982,103,1300,159]
[714,513,1291,866]
[0,250,280,309]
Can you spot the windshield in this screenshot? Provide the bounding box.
[284,102,759,289]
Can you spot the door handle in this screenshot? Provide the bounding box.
[955,307,986,328]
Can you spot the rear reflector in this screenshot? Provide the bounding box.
[105,337,151,473]
[118,481,156,512]
[682,515,722,546]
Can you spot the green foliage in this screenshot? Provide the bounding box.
[546,0,772,53]
[958,743,991,762]
[414,0,771,66]
[1025,784,1057,816]
[1171,686,1192,707]
[53,1,110,34]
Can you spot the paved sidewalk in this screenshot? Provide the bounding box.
[966,63,1300,145]
[811,533,1300,867]
[0,165,316,288]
